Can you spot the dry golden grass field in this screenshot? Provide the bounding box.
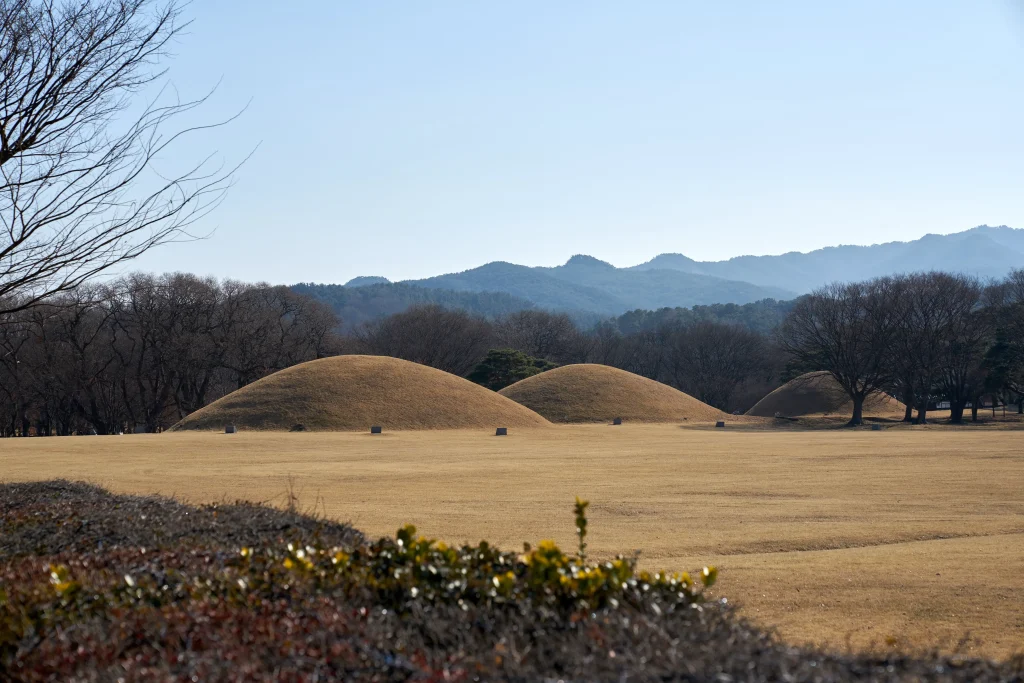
[2,425,1022,659]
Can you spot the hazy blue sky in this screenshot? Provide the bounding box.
[129,1,1024,283]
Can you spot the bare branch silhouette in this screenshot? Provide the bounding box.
[0,0,239,314]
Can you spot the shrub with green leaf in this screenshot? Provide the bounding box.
[2,481,1019,682]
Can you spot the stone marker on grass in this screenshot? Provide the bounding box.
[871,424,882,431]
[495,427,508,436]
[225,424,237,434]
[715,421,725,428]
[370,425,382,434]
[613,417,622,425]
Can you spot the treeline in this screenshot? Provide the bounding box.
[611,299,795,336]
[5,269,1022,435]
[354,306,782,414]
[783,270,1024,423]
[292,282,791,335]
[292,282,547,331]
[0,283,780,436]
[0,274,342,436]
[349,270,1024,421]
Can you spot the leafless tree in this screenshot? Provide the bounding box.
[0,306,33,434]
[891,273,959,424]
[0,274,341,435]
[884,277,918,421]
[662,321,771,412]
[983,269,1024,415]
[886,273,990,424]
[929,274,987,424]
[493,310,584,363]
[0,0,237,313]
[221,283,340,389]
[581,322,626,367]
[606,327,671,380]
[356,304,494,377]
[780,278,900,425]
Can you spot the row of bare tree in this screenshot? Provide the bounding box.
[4,268,1022,435]
[783,270,1024,424]
[356,270,1024,422]
[355,305,781,413]
[0,274,340,435]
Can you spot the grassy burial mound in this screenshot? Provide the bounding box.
[172,355,550,432]
[746,371,905,418]
[499,364,725,424]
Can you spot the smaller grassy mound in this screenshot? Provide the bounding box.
[171,355,550,432]
[499,364,725,424]
[747,371,906,418]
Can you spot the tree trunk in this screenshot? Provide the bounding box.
[915,399,928,425]
[949,400,966,424]
[1018,396,1023,415]
[971,403,979,422]
[849,395,865,426]
[902,388,914,422]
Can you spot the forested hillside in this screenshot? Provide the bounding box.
[408,257,793,313]
[609,299,797,335]
[292,282,539,330]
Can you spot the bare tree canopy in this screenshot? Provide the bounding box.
[0,0,235,313]
[662,321,770,412]
[493,310,585,364]
[355,304,494,377]
[889,272,985,424]
[780,279,900,425]
[0,274,341,435]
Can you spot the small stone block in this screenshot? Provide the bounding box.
[612,417,622,425]
[715,421,726,428]
[871,424,882,431]
[370,425,382,434]
[225,424,236,434]
[495,427,508,436]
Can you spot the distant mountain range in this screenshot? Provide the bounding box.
[629,225,1024,294]
[404,255,795,314]
[301,225,1024,326]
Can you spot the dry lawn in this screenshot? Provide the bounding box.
[2,426,1022,659]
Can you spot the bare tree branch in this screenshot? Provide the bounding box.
[780,278,900,425]
[0,0,239,314]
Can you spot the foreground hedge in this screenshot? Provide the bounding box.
[1,481,1021,681]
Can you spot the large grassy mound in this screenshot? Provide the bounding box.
[171,355,550,431]
[746,371,905,418]
[499,364,725,423]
